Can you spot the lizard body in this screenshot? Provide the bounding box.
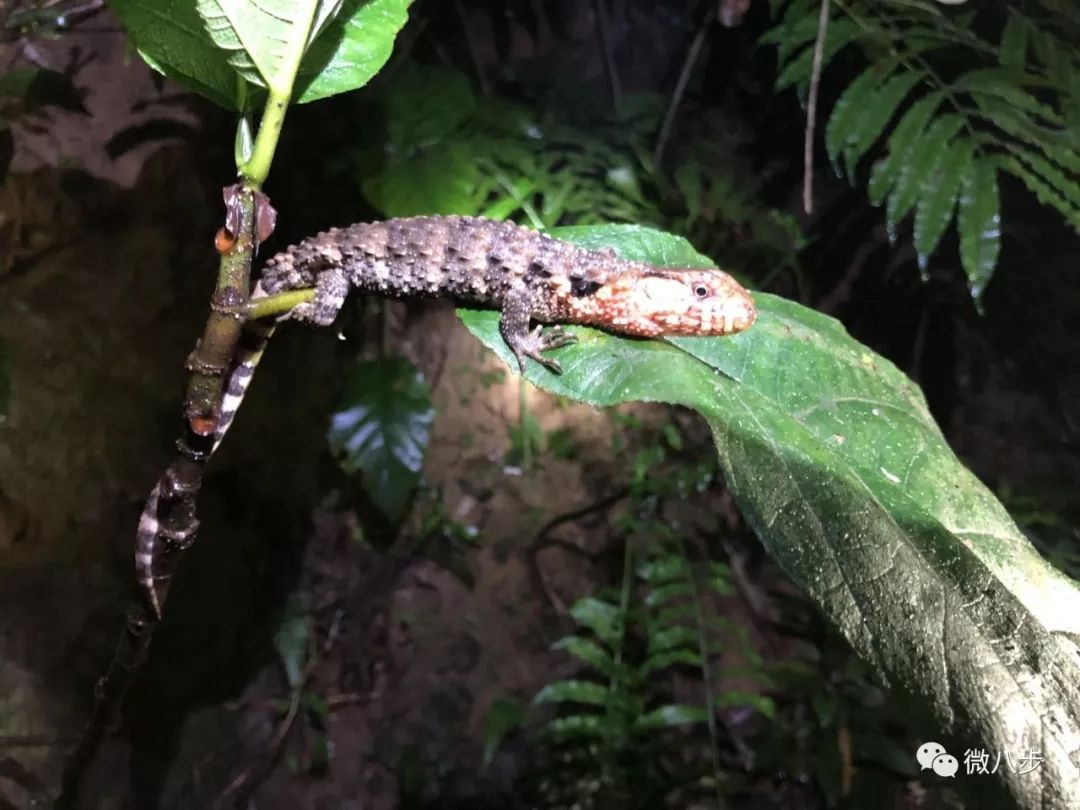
[259,215,757,372]
[137,216,756,615]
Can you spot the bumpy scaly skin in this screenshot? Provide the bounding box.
[260,215,757,373]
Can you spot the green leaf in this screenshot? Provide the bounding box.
[112,0,412,109]
[773,20,861,93]
[842,70,925,177]
[534,679,609,708]
[544,714,604,740]
[377,65,477,151]
[957,159,1001,299]
[1012,147,1080,210]
[639,649,702,675]
[294,0,415,104]
[636,554,687,583]
[999,15,1029,69]
[647,625,699,654]
[460,224,1080,807]
[642,581,693,608]
[825,62,897,172]
[362,143,491,217]
[714,689,775,717]
[482,696,525,768]
[634,704,707,730]
[999,153,1080,232]
[569,597,623,646]
[111,0,252,109]
[973,94,1080,175]
[954,67,1064,126]
[326,357,434,522]
[553,637,617,676]
[195,0,339,93]
[867,93,942,207]
[761,1,822,58]
[913,137,972,270]
[886,114,964,236]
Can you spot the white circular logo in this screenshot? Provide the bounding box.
[932,753,959,778]
[916,742,946,770]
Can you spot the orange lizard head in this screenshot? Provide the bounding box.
[581,268,757,338]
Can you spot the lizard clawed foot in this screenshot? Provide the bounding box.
[512,325,578,374]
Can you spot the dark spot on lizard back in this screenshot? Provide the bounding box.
[570,276,604,297]
[527,261,551,279]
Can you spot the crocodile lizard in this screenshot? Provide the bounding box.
[137,215,756,615]
[258,215,757,372]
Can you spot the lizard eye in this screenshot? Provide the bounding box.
[693,284,710,299]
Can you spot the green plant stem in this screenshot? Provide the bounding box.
[241,89,289,187]
[238,0,319,187]
[244,288,315,320]
[183,188,259,427]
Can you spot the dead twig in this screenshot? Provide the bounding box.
[654,5,716,166]
[593,0,622,111]
[528,489,628,615]
[803,0,831,214]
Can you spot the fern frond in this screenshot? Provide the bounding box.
[768,1,1080,297]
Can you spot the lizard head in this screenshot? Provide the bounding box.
[606,268,757,337]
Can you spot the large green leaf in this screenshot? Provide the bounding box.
[460,224,1080,809]
[326,357,434,521]
[111,0,413,109]
[110,0,244,109]
[293,0,414,103]
[195,0,340,93]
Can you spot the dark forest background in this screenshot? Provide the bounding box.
[1,1,1079,808]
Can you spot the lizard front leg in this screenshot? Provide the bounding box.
[499,285,577,374]
[290,265,350,326]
